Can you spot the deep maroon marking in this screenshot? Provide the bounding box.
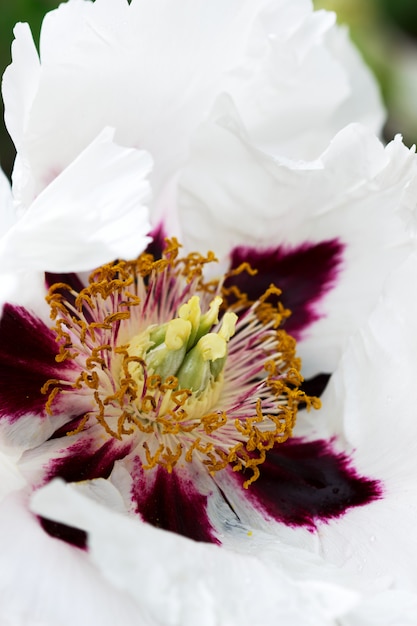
[48,415,87,440]
[236,439,381,529]
[45,272,85,293]
[227,240,344,339]
[146,223,167,260]
[39,516,88,550]
[0,304,68,420]
[46,438,131,483]
[131,461,218,543]
[301,373,330,400]
[44,272,92,323]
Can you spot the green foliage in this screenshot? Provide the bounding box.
[379,0,417,39]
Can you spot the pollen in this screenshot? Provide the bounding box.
[43,239,319,487]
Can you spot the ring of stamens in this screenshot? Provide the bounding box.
[42,238,320,487]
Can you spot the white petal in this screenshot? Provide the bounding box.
[341,590,417,626]
[179,99,417,375]
[31,479,417,625]
[2,23,41,211]
[224,3,384,160]
[0,454,25,501]
[0,271,50,319]
[0,168,15,236]
[2,22,40,154]
[32,479,364,626]
[0,412,72,462]
[320,24,385,143]
[3,0,384,212]
[0,490,150,626]
[7,0,262,205]
[0,128,153,272]
[301,249,417,589]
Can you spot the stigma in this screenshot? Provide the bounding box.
[42,239,319,487]
[127,294,237,394]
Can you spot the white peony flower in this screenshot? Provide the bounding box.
[1,1,417,625]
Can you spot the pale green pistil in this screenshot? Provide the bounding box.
[127,296,237,393]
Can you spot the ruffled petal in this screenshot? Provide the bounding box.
[290,249,417,590]
[32,479,367,626]
[179,99,417,375]
[0,129,152,272]
[201,245,417,594]
[223,3,384,159]
[3,0,384,212]
[319,23,385,143]
[2,22,40,150]
[32,479,417,625]
[0,490,148,626]
[5,0,262,203]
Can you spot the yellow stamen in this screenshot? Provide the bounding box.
[42,239,319,484]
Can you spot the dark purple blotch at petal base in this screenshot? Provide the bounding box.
[146,223,167,260]
[237,439,381,529]
[46,438,131,483]
[45,272,93,323]
[45,272,85,294]
[131,461,218,544]
[300,373,330,402]
[48,415,89,440]
[42,439,130,549]
[0,304,66,421]
[227,240,344,339]
[39,516,88,550]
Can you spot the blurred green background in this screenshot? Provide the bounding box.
[1,0,417,179]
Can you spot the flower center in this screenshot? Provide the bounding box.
[127,294,236,397]
[42,239,320,487]
[122,294,238,435]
